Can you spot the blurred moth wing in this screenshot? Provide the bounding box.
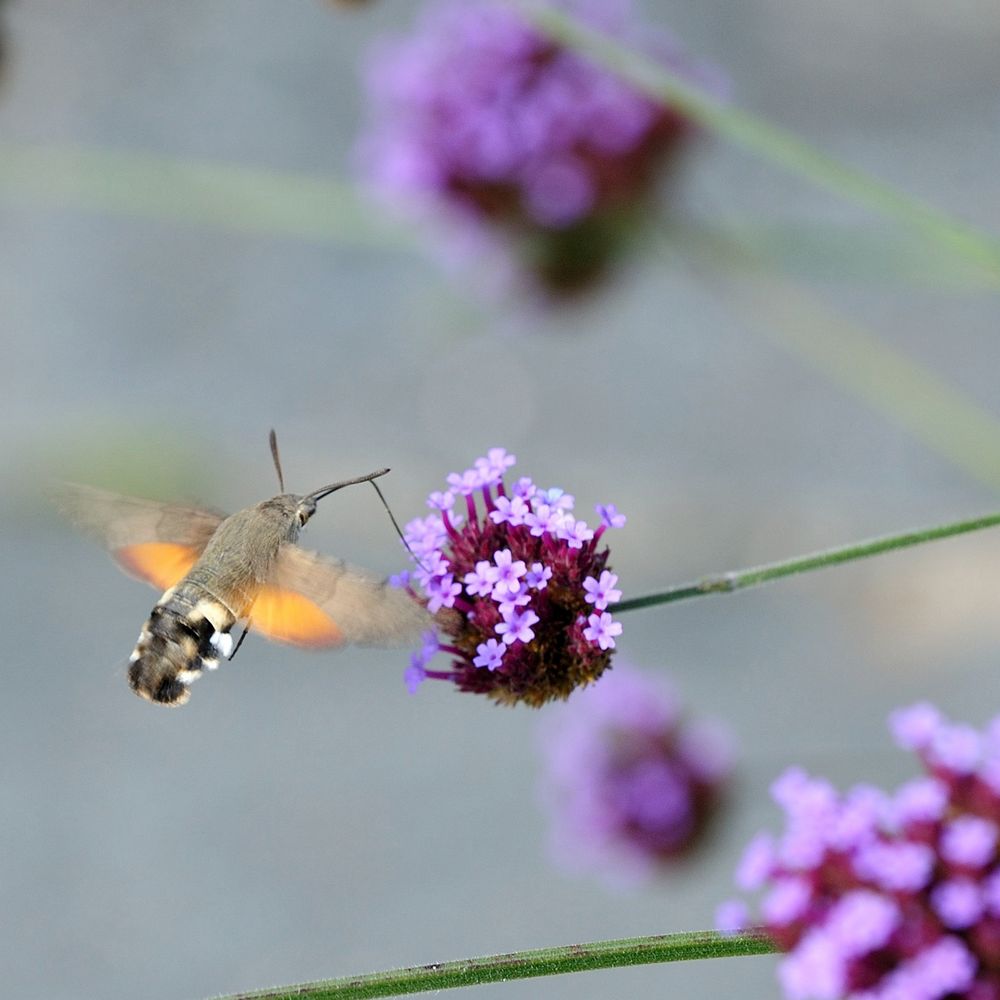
[259,543,431,648]
[57,482,223,587]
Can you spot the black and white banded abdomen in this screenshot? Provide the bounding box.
[128,586,237,706]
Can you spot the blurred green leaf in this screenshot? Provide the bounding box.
[0,142,415,248]
[0,142,995,292]
[672,218,994,290]
[681,232,1000,493]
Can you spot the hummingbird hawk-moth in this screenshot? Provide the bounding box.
[59,433,430,706]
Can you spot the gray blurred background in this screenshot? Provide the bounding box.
[1,1,999,998]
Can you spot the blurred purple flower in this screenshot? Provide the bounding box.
[719,703,1000,1000]
[398,448,624,706]
[538,665,734,886]
[357,0,724,295]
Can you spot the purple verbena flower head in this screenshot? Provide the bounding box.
[538,664,734,886]
[357,0,724,295]
[400,448,625,706]
[719,704,1000,999]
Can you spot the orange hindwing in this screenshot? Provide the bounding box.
[116,542,202,591]
[249,585,344,648]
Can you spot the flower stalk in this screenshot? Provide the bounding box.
[617,510,1000,613]
[213,930,775,1000]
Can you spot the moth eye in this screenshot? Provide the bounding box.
[296,500,317,526]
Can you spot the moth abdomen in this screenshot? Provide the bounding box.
[127,588,237,706]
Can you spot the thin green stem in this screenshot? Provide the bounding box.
[666,227,1000,494]
[616,510,1000,613]
[515,3,1000,287]
[211,930,774,1000]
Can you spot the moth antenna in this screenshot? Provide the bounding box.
[367,479,431,573]
[269,429,285,493]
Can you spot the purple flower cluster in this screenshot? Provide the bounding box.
[539,665,734,886]
[399,448,625,706]
[357,0,720,293]
[718,704,1000,1000]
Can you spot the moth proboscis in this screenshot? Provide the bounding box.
[58,432,431,707]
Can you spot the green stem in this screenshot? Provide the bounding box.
[616,510,1000,613]
[211,930,774,1000]
[667,227,1000,494]
[515,3,1000,287]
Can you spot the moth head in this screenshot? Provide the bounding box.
[255,493,311,533]
[295,468,393,527]
[266,430,391,531]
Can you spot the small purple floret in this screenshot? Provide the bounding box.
[559,518,595,549]
[425,572,462,614]
[929,722,983,774]
[583,612,622,651]
[762,878,811,926]
[825,891,899,956]
[496,585,531,618]
[473,638,506,672]
[777,930,845,1000]
[496,607,540,645]
[596,503,627,529]
[489,494,530,526]
[583,570,622,610]
[736,832,776,891]
[941,815,998,868]
[525,562,552,590]
[888,702,942,751]
[491,549,527,598]
[464,560,498,598]
[427,490,454,511]
[404,654,428,694]
[932,878,985,929]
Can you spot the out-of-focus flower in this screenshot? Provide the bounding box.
[538,664,734,887]
[718,704,1000,1000]
[397,448,624,706]
[357,0,723,295]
